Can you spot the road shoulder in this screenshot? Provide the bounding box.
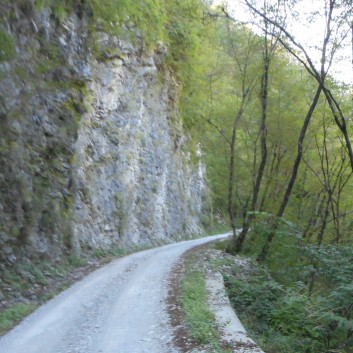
[168,244,265,353]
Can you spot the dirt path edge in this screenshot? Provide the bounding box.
[167,245,265,353]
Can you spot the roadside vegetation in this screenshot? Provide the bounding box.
[0,303,36,335]
[214,225,353,353]
[181,267,219,346]
[179,251,231,353]
[0,243,151,335]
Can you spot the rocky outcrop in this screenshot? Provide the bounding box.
[0,3,209,264]
[72,36,207,250]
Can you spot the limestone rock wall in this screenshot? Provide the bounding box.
[72,37,206,249]
[0,4,208,264]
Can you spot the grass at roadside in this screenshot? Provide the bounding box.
[0,254,88,335]
[0,303,36,334]
[180,268,217,344]
[0,232,227,337]
[0,243,155,336]
[206,223,231,236]
[180,253,231,353]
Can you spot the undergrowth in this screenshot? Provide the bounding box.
[221,221,353,353]
[0,244,147,335]
[223,264,324,353]
[0,303,36,334]
[180,254,231,353]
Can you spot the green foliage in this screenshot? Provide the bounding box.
[0,28,15,62]
[0,303,36,334]
[65,254,87,267]
[87,0,166,47]
[228,226,353,353]
[318,283,353,347]
[304,245,353,286]
[35,0,74,22]
[179,253,233,352]
[181,268,218,345]
[240,220,307,284]
[92,246,126,259]
[35,41,62,75]
[224,266,283,331]
[91,243,155,260]
[224,259,325,353]
[165,0,206,66]
[17,262,48,285]
[270,291,321,340]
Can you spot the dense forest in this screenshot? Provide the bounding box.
[182,1,353,352]
[1,0,353,351]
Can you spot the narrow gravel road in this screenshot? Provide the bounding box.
[0,233,229,353]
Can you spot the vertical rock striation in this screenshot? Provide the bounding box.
[0,4,208,263]
[73,35,206,249]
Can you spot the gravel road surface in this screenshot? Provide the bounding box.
[0,233,229,353]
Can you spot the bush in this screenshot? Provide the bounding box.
[223,259,325,353]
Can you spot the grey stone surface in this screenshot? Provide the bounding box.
[206,272,265,353]
[0,4,208,262]
[72,42,207,249]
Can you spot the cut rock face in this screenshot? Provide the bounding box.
[0,4,210,262]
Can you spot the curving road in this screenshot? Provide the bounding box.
[0,233,229,353]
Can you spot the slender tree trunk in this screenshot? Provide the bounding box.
[308,194,331,295]
[244,0,353,173]
[235,34,270,252]
[302,191,325,239]
[228,100,246,239]
[321,87,353,172]
[296,144,310,225]
[224,19,256,243]
[228,120,237,237]
[257,85,322,263]
[316,195,331,246]
[330,193,341,244]
[259,146,285,211]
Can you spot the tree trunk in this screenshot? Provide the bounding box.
[308,194,331,295]
[257,85,322,263]
[302,191,325,239]
[228,119,237,238]
[235,33,270,252]
[228,100,246,239]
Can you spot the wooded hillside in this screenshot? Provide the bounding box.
[184,1,353,351]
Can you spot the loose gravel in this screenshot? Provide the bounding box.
[0,234,229,353]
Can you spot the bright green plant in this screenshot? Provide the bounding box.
[0,28,15,62]
[180,269,218,344]
[180,254,232,352]
[87,0,166,47]
[0,303,36,335]
[223,236,353,353]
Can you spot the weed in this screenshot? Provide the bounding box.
[65,254,87,267]
[221,251,330,353]
[180,255,231,352]
[180,268,217,344]
[0,303,36,335]
[0,28,15,62]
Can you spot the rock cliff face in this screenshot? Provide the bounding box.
[0,4,208,264]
